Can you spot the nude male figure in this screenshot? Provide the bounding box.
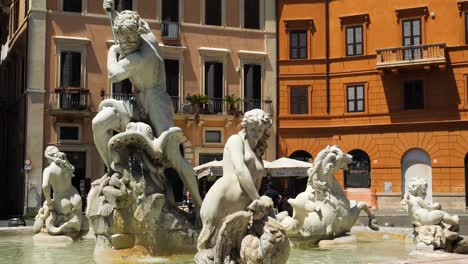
[92,0,202,208]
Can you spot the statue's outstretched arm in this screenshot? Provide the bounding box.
[229,136,260,202]
[107,46,143,83]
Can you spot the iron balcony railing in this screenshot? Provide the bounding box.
[161,21,180,40]
[172,97,273,115]
[49,89,91,111]
[376,43,446,69]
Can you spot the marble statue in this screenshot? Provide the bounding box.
[401,177,468,253]
[33,146,88,238]
[281,145,379,245]
[86,1,203,257]
[195,109,290,264]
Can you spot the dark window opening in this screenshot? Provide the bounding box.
[290,87,308,114]
[205,61,223,113]
[165,59,180,112]
[290,30,307,59]
[205,131,222,143]
[244,0,260,29]
[205,0,222,26]
[402,19,421,60]
[289,150,313,163]
[63,151,88,210]
[346,25,363,56]
[63,0,82,13]
[112,79,132,101]
[347,85,365,112]
[162,0,179,22]
[199,153,223,164]
[165,168,184,203]
[344,149,371,188]
[59,126,79,141]
[60,51,81,88]
[404,80,424,109]
[244,64,262,111]
[115,0,133,11]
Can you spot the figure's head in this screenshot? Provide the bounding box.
[241,109,272,148]
[113,11,150,57]
[247,196,274,220]
[408,177,428,199]
[307,145,352,182]
[44,146,75,173]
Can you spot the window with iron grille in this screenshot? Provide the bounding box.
[63,0,82,13]
[165,59,179,111]
[290,30,307,59]
[205,0,222,26]
[347,85,365,112]
[290,87,308,114]
[244,0,260,29]
[60,51,81,87]
[346,25,363,56]
[404,80,424,109]
[114,0,133,11]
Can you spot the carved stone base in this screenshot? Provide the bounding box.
[414,225,468,254]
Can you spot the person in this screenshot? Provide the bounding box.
[263,182,280,209]
[93,0,202,209]
[197,109,272,250]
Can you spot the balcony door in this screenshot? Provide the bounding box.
[165,59,179,112]
[161,0,179,38]
[60,51,82,109]
[402,19,421,60]
[243,64,262,112]
[205,62,223,114]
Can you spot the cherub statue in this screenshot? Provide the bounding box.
[402,177,459,228]
[34,146,86,237]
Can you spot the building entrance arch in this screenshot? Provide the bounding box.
[401,148,432,203]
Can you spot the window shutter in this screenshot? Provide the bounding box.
[355,26,363,43]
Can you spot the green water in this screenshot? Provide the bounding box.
[0,233,415,264]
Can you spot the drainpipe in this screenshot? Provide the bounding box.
[325,0,330,114]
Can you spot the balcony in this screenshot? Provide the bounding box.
[49,88,91,114]
[376,43,446,71]
[172,97,273,116]
[161,21,180,43]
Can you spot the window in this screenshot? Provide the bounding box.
[62,0,82,13]
[402,19,421,60]
[205,61,223,113]
[344,150,371,188]
[162,0,179,22]
[60,51,81,88]
[290,87,308,114]
[205,130,222,143]
[347,85,365,112]
[290,31,307,59]
[465,12,468,45]
[346,25,363,56]
[205,0,222,26]
[58,125,80,142]
[199,153,223,164]
[404,80,424,109]
[165,59,179,111]
[115,0,133,12]
[112,79,132,100]
[244,0,260,29]
[243,64,262,111]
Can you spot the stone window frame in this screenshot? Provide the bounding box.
[238,51,267,110]
[239,0,265,30]
[158,0,184,23]
[284,19,314,60]
[203,128,224,145]
[395,6,428,47]
[200,0,226,27]
[288,85,310,115]
[199,47,230,99]
[58,0,87,15]
[57,123,82,144]
[54,36,90,89]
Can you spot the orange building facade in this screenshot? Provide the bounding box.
[278,0,468,209]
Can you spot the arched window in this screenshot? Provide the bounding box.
[344,149,371,188]
[289,150,313,162]
[401,148,432,203]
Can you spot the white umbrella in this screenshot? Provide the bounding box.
[193,160,223,173]
[265,157,313,177]
[195,159,271,179]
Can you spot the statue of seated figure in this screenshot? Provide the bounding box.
[34,146,87,237]
[402,177,459,228]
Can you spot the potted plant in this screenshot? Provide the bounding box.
[186,94,210,115]
[224,94,241,116]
